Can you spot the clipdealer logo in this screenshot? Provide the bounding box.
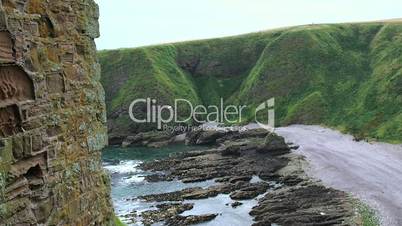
[128,98,275,131]
[254,98,275,132]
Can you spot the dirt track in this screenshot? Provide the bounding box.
[276,125,402,226]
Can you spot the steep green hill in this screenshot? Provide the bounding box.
[99,21,402,143]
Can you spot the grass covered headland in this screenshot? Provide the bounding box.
[99,21,402,143]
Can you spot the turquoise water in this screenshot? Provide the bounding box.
[102,144,268,226]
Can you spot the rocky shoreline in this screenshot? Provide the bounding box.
[116,128,363,225]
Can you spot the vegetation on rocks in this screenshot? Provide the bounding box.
[100,21,402,143]
[113,216,127,226]
[352,200,380,226]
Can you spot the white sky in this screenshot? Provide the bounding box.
[94,0,402,50]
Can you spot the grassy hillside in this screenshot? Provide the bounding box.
[99,21,402,143]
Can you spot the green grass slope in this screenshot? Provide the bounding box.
[99,21,402,143]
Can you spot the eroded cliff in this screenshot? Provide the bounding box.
[0,0,113,225]
[100,21,402,144]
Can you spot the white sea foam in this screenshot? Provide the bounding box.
[122,175,146,184]
[250,175,263,183]
[104,160,142,174]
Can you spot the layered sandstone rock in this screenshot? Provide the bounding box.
[0,0,113,225]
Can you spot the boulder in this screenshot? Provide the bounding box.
[231,201,243,208]
[256,133,290,154]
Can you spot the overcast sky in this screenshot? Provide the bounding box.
[94,0,402,50]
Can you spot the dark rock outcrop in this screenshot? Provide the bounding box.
[261,133,290,153]
[0,1,113,225]
[141,203,194,225]
[122,130,174,148]
[229,182,270,200]
[231,201,243,208]
[166,214,218,226]
[250,185,353,226]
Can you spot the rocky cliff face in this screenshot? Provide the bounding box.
[0,0,113,225]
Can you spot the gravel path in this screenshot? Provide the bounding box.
[276,125,402,226]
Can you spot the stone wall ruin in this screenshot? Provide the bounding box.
[0,0,113,225]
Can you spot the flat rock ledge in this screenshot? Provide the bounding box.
[122,129,360,225]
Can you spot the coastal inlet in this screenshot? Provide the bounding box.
[102,128,357,226]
